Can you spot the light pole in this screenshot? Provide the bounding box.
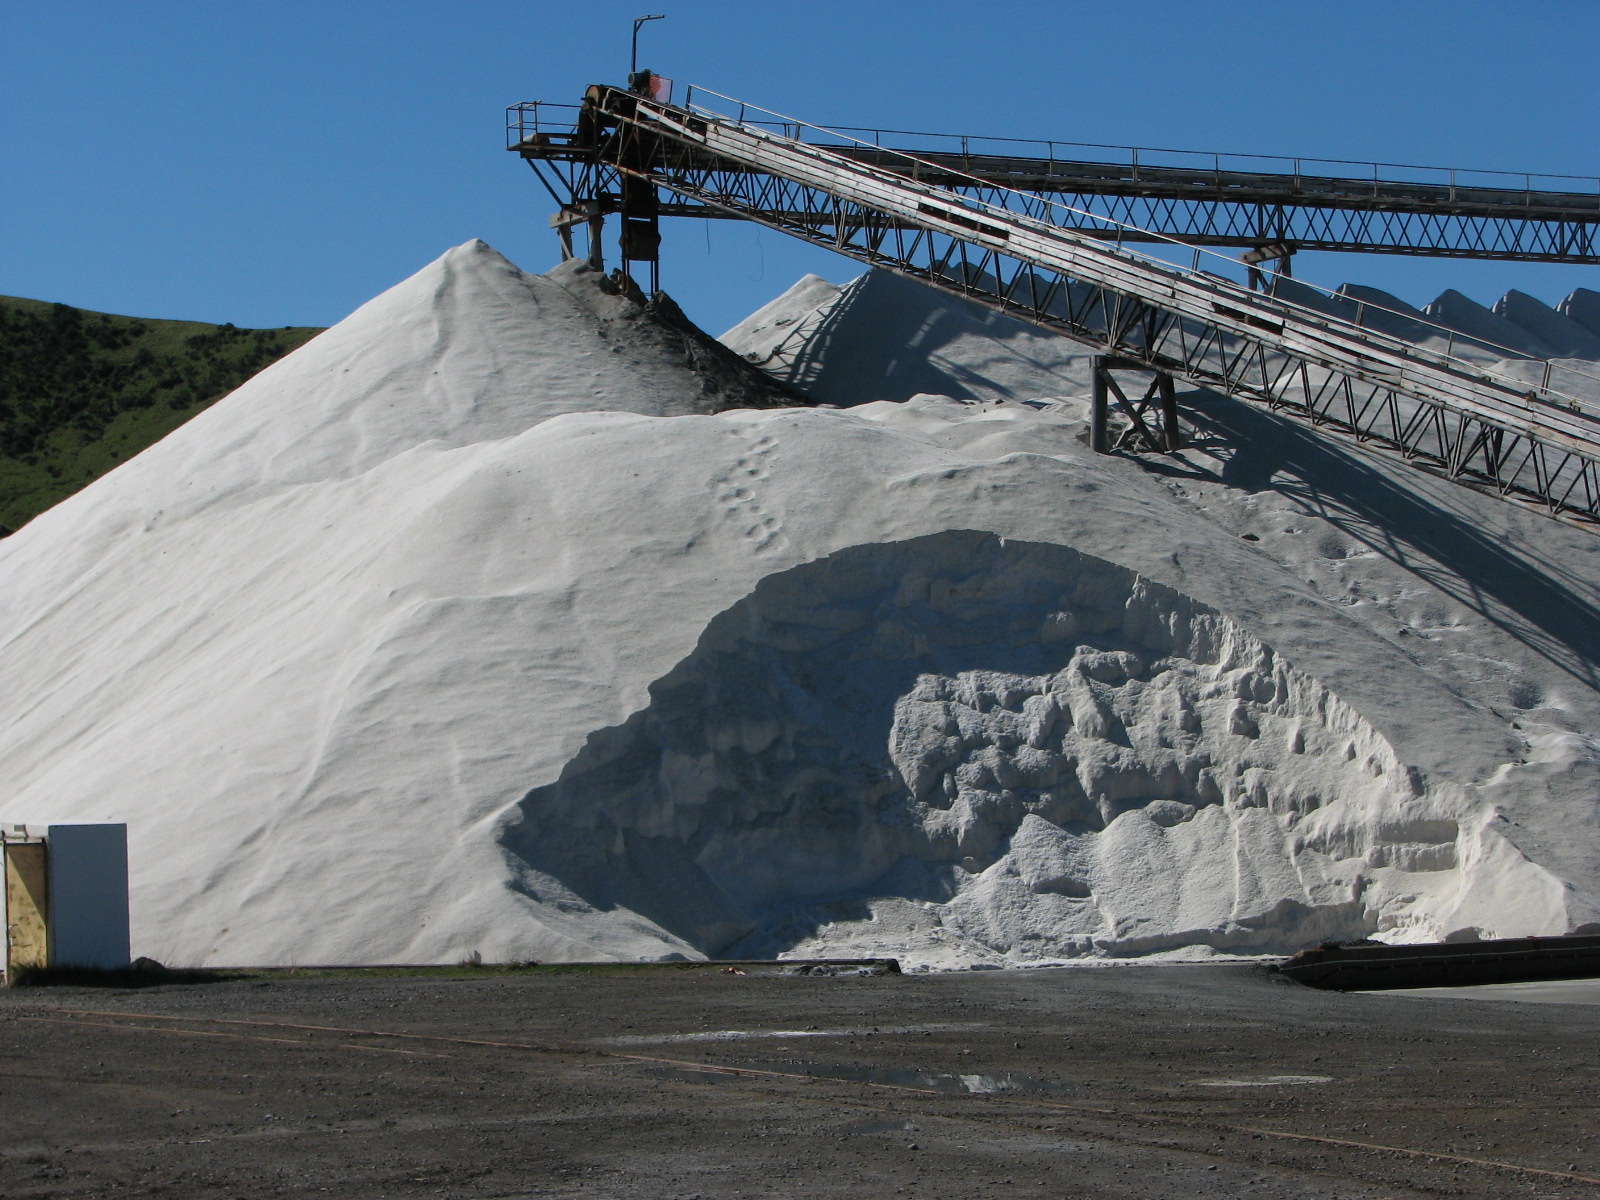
[631,14,665,80]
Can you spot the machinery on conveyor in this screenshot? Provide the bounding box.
[509,82,1600,525]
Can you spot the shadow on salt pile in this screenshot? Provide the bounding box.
[1171,391,1600,691]
[499,531,1465,965]
[751,270,1093,406]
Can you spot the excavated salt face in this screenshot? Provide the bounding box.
[503,531,1478,964]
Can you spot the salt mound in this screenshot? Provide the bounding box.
[18,241,796,544]
[1558,288,1600,340]
[1495,290,1600,360]
[1260,281,1600,398]
[720,268,1092,406]
[1267,276,1353,323]
[719,272,842,352]
[1424,288,1560,360]
[1267,281,1475,360]
[1334,284,1439,345]
[4,245,1600,968]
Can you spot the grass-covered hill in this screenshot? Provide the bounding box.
[0,295,323,532]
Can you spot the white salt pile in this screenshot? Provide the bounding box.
[1427,289,1561,360]
[1564,289,1600,338]
[1496,290,1600,361]
[3,240,1599,969]
[721,269,1094,406]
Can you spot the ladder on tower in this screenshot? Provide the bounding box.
[516,85,1600,525]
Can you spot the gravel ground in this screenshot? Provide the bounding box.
[0,962,1594,1199]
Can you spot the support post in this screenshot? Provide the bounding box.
[1092,357,1181,454]
[1090,357,1109,454]
[551,201,605,269]
[1158,373,1180,452]
[1241,241,1296,292]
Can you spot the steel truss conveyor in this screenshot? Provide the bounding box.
[514,85,1600,524]
[813,141,1600,268]
[510,96,1600,271]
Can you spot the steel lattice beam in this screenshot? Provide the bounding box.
[643,191,1599,263]
[511,101,1600,264]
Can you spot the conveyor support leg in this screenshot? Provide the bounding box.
[1091,356,1182,455]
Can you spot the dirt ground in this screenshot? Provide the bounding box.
[0,962,1594,1199]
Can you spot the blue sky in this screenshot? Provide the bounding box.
[4,1,1597,335]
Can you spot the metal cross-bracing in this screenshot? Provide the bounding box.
[508,98,1600,266]
[517,86,1600,525]
[803,146,1600,265]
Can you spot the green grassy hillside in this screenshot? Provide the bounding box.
[0,295,323,532]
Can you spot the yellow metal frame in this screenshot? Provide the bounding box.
[3,832,49,975]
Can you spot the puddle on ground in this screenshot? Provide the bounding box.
[647,1060,1073,1096]
[1193,1074,1333,1088]
[598,1022,986,1046]
[838,1116,913,1135]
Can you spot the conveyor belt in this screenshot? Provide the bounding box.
[509,98,1600,264]
[514,86,1600,523]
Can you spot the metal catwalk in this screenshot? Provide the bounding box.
[510,86,1600,524]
